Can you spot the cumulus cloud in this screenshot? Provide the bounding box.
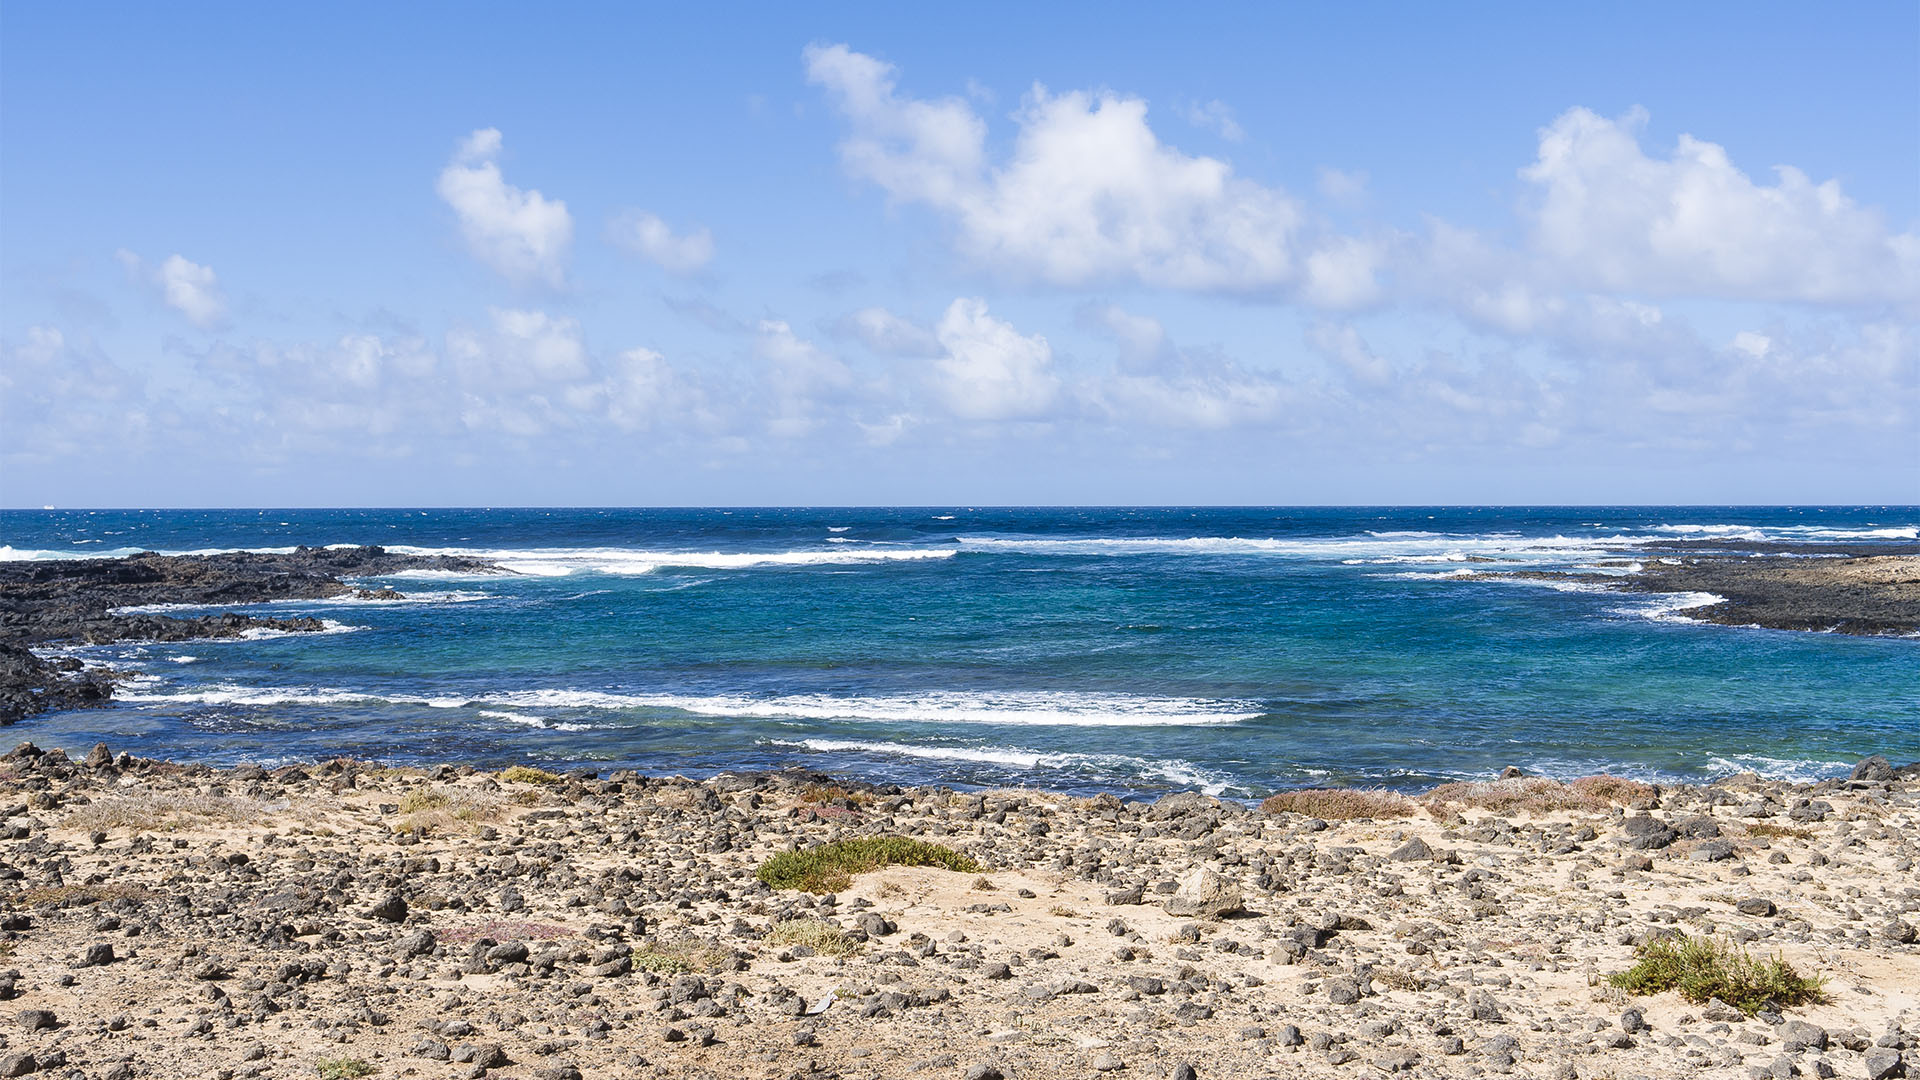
[1306,322,1392,386]
[806,44,1376,301]
[115,250,228,328]
[0,327,150,462]
[436,129,573,286]
[756,319,855,437]
[1081,305,1289,428]
[1182,99,1244,142]
[608,210,715,274]
[833,306,941,357]
[1518,106,1919,304]
[932,298,1060,420]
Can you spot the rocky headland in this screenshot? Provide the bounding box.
[0,548,500,724]
[0,750,1913,1080]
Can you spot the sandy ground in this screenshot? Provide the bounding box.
[0,749,1913,1080]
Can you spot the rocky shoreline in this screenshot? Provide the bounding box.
[1463,552,1920,637]
[0,547,499,725]
[0,748,1912,1080]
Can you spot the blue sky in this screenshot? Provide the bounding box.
[2,2,1915,506]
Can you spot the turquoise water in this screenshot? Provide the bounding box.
[3,507,1915,797]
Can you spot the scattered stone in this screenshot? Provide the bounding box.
[1163,866,1244,919]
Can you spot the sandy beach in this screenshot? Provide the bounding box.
[0,749,1913,1080]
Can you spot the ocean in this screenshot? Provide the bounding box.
[2,506,1915,798]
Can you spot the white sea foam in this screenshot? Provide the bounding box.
[117,684,1259,728]
[108,590,493,615]
[171,656,199,664]
[1704,754,1857,784]
[1612,591,1725,623]
[476,710,593,733]
[379,545,957,577]
[769,737,1237,795]
[480,688,1259,727]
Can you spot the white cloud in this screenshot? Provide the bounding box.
[932,298,1059,420]
[1317,167,1368,205]
[806,44,1356,298]
[1306,323,1391,386]
[835,306,941,356]
[436,128,573,286]
[608,210,715,274]
[1520,106,1919,304]
[115,249,228,328]
[1081,305,1289,428]
[1182,99,1244,142]
[756,319,855,437]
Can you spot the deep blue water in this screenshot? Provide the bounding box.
[3,507,1915,798]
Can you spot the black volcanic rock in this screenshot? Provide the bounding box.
[0,545,501,724]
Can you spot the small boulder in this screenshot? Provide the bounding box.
[1850,756,1895,783]
[367,892,407,923]
[1388,837,1433,862]
[1163,866,1244,919]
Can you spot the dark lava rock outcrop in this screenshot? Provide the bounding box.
[0,546,499,723]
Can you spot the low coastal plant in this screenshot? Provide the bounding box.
[1259,788,1417,820]
[765,917,859,957]
[630,936,737,974]
[1608,934,1825,1014]
[499,765,563,785]
[757,836,981,892]
[316,1060,375,1080]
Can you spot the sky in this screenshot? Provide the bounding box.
[2,2,1916,507]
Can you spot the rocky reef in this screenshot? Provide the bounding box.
[0,547,499,724]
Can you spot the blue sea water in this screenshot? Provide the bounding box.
[2,507,1915,798]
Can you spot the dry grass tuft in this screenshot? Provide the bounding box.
[394,788,506,834]
[799,784,874,808]
[1744,822,1815,841]
[631,935,737,974]
[61,793,314,833]
[765,918,859,957]
[5,883,155,908]
[1569,775,1658,805]
[499,765,563,785]
[1421,777,1602,816]
[1260,788,1417,820]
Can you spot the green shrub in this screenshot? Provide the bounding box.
[757,836,981,892]
[1608,934,1824,1014]
[499,765,562,785]
[317,1060,376,1080]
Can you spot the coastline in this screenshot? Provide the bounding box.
[0,749,1912,1079]
[1460,550,1920,637]
[0,547,502,724]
